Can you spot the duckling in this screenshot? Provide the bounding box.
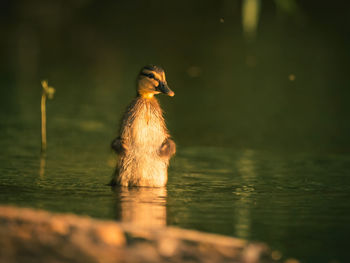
[110,65,176,187]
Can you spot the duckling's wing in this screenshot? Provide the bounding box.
[159,138,176,158]
[111,136,127,154]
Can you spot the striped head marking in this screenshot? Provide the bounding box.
[137,65,174,99]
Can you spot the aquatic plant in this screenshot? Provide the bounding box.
[40,80,55,153]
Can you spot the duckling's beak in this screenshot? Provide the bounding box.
[157,82,175,97]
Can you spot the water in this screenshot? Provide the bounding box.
[1,113,350,263]
[1,1,350,262]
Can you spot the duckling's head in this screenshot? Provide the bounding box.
[137,65,174,99]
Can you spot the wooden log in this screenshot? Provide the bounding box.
[0,205,273,263]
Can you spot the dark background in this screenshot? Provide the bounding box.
[1,0,349,153]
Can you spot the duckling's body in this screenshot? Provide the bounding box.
[111,65,176,187]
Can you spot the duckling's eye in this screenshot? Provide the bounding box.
[141,72,155,79]
[148,73,155,79]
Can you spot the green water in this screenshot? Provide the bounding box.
[1,94,350,263]
[1,1,350,262]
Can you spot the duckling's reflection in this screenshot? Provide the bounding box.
[114,187,167,227]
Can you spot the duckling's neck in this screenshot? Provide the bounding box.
[139,92,155,99]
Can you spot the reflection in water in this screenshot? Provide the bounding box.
[114,187,167,227]
[234,149,256,239]
[39,153,46,179]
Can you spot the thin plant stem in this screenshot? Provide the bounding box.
[41,93,47,152]
[40,80,55,153]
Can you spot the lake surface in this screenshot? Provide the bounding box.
[1,103,350,263]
